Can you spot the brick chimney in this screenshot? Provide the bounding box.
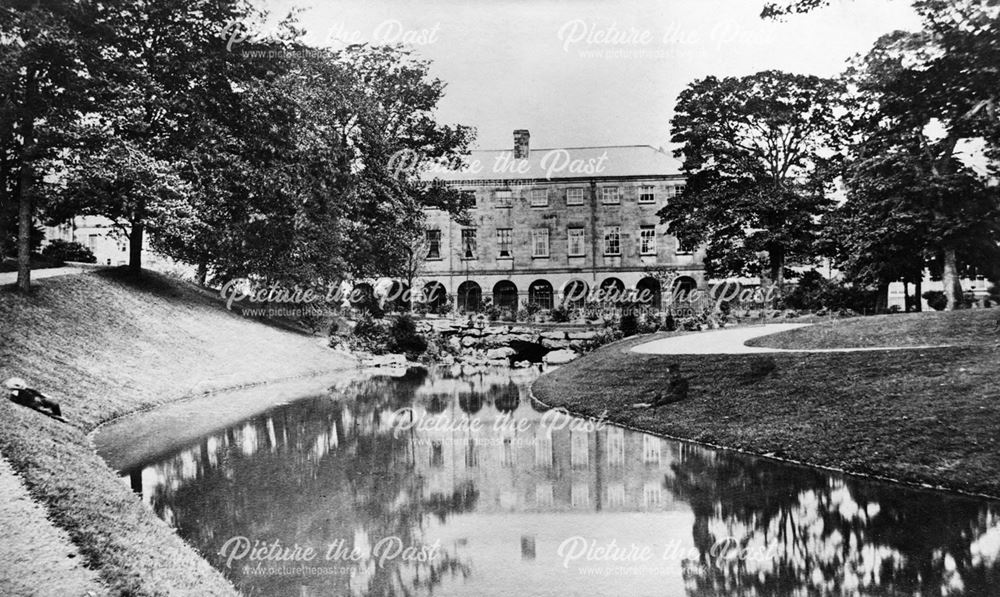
[513,129,530,159]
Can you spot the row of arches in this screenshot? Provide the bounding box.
[349,276,698,312]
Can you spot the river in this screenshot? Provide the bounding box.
[95,366,1000,597]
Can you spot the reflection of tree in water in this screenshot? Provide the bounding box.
[143,371,479,597]
[667,449,1000,596]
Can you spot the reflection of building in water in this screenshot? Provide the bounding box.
[118,367,1000,597]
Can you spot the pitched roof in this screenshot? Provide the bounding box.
[421,145,683,183]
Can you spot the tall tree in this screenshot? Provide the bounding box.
[843,1,1000,309]
[0,0,100,291]
[661,70,843,300]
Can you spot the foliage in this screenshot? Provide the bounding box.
[41,239,95,263]
[661,70,843,296]
[832,2,1000,310]
[386,314,428,360]
[550,305,571,323]
[350,313,392,354]
[619,311,638,337]
[2,221,43,257]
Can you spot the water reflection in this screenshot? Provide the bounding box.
[112,367,1000,597]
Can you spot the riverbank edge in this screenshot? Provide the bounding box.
[0,270,360,596]
[529,333,1000,503]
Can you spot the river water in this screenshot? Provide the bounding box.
[97,366,1000,597]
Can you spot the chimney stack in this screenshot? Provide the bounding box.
[513,129,530,159]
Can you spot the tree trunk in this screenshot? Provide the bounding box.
[16,172,31,293]
[128,219,143,275]
[902,280,909,312]
[16,71,37,294]
[942,247,961,311]
[128,197,146,276]
[914,279,922,312]
[768,245,785,309]
[875,282,890,313]
[196,261,208,287]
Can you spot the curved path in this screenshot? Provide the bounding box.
[631,323,946,354]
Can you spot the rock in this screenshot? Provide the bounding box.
[540,331,567,340]
[567,331,598,341]
[440,354,455,365]
[542,338,572,349]
[361,353,407,367]
[482,334,511,348]
[484,326,508,335]
[509,326,533,335]
[543,349,580,365]
[461,336,480,347]
[513,360,531,369]
[448,336,462,352]
[462,327,484,337]
[486,347,516,360]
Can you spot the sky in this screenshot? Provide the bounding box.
[260,0,923,151]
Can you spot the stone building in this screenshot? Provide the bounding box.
[417,130,705,313]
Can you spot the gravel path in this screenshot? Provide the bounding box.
[0,456,106,597]
[0,267,86,285]
[631,323,947,354]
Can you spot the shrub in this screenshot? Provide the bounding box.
[387,314,428,359]
[619,312,638,337]
[664,312,677,331]
[550,305,571,323]
[41,239,96,263]
[350,313,391,354]
[922,290,947,311]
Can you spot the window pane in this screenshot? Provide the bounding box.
[566,188,584,205]
[640,226,656,255]
[532,228,549,257]
[497,229,512,258]
[531,189,548,207]
[568,228,585,256]
[604,226,620,255]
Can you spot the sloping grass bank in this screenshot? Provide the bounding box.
[0,269,354,596]
[533,316,1000,497]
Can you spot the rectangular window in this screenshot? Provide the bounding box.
[638,185,655,203]
[603,226,621,256]
[426,229,441,259]
[495,189,513,208]
[88,234,99,250]
[666,184,686,198]
[640,226,657,255]
[530,188,548,207]
[532,228,549,258]
[566,188,585,206]
[675,238,694,256]
[601,186,621,204]
[568,228,585,257]
[461,228,477,259]
[497,228,512,258]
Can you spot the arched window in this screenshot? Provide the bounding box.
[422,281,447,310]
[671,276,698,304]
[561,279,590,308]
[457,281,482,312]
[493,281,519,310]
[598,277,626,304]
[636,277,662,310]
[528,279,554,309]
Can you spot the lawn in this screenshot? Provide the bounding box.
[533,314,1000,497]
[0,268,354,596]
[746,308,1000,349]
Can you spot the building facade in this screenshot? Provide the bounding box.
[417,130,705,312]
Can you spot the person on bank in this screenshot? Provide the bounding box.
[631,364,689,408]
[5,378,64,420]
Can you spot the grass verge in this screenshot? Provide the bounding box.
[533,316,1000,497]
[0,268,354,595]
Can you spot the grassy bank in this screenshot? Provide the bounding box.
[533,313,1000,497]
[0,269,354,595]
[746,308,1000,349]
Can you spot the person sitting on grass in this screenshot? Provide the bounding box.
[631,364,689,408]
[5,377,64,420]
